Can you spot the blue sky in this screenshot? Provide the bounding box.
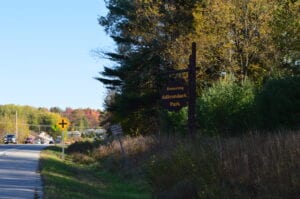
[0,0,114,110]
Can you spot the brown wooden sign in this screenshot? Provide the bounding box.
[160,42,197,136]
[161,78,188,111]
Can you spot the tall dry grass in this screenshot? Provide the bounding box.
[216,131,300,198]
[94,136,157,159]
[92,130,299,198]
[93,136,158,174]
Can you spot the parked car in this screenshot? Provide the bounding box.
[55,136,61,144]
[4,134,17,144]
[24,137,34,144]
[35,138,41,144]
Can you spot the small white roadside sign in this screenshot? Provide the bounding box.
[110,124,123,136]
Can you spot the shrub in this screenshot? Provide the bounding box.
[95,136,156,159]
[94,136,157,173]
[66,141,95,155]
[255,76,300,129]
[71,152,95,164]
[146,142,223,199]
[160,108,188,136]
[197,75,256,136]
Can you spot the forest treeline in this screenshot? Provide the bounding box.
[0,104,101,140]
[97,0,300,136]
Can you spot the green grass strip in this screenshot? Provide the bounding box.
[40,146,151,199]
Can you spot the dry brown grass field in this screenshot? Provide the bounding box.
[92,130,299,199]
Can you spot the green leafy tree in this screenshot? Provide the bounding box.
[270,0,300,74]
[0,115,30,142]
[197,74,256,135]
[0,104,62,139]
[193,0,282,84]
[38,112,62,137]
[49,107,63,114]
[0,115,15,139]
[255,76,300,129]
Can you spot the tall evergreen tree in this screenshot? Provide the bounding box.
[97,0,199,135]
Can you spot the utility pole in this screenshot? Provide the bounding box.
[15,111,18,144]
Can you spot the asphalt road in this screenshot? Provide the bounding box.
[0,144,47,199]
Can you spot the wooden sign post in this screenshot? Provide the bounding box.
[110,124,126,158]
[161,42,197,137]
[188,42,197,137]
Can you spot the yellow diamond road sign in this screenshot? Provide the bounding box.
[57,117,69,131]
